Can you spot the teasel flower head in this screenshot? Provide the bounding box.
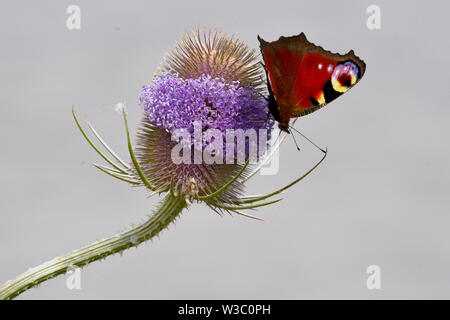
[136,29,276,210]
[0,28,327,300]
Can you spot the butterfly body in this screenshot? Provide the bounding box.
[258,33,366,132]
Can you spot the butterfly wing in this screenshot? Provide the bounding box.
[289,42,366,117]
[258,33,366,124]
[258,34,307,123]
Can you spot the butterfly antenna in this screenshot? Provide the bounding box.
[288,128,301,151]
[289,125,326,154]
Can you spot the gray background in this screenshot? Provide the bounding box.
[1,0,449,299]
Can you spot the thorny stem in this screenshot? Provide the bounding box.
[0,193,187,300]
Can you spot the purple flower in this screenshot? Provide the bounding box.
[139,73,273,154]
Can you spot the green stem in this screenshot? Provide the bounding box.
[0,193,187,300]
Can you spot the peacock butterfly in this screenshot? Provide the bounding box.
[258,33,366,132]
